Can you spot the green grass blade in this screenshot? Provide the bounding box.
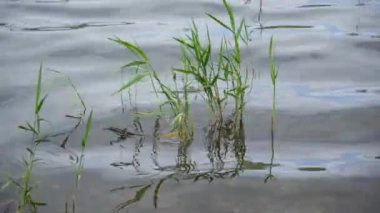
[36,94,48,114]
[18,125,33,132]
[173,68,193,75]
[35,63,43,114]
[206,13,232,32]
[110,38,148,61]
[112,72,149,95]
[223,0,235,31]
[202,27,212,66]
[269,36,274,58]
[81,110,93,149]
[269,36,279,85]
[174,37,194,49]
[122,61,146,69]
[240,21,250,45]
[26,122,39,135]
[236,19,245,40]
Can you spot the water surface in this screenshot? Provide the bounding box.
[1,0,380,212]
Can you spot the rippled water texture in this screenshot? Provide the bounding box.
[1,0,380,212]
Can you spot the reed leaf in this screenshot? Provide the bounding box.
[173,37,194,49]
[223,0,235,31]
[110,38,148,61]
[81,110,93,149]
[206,13,232,32]
[113,72,149,95]
[34,63,43,114]
[36,94,48,115]
[122,60,146,69]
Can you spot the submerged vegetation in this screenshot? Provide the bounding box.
[0,0,282,212]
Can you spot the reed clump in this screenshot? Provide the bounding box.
[111,0,251,143]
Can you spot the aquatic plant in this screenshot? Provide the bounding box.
[111,0,251,145]
[65,110,93,213]
[0,64,93,213]
[10,64,48,213]
[74,110,93,188]
[174,0,251,133]
[265,36,279,183]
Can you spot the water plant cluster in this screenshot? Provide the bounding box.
[111,0,251,147]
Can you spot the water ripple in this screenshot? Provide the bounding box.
[1,21,135,32]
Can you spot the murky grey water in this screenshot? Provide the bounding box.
[1,0,380,212]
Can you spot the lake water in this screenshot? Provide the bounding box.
[1,0,380,212]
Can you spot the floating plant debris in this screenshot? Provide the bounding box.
[110,162,134,168]
[258,25,313,30]
[356,89,368,93]
[242,160,280,170]
[347,32,360,37]
[298,167,327,172]
[5,21,135,32]
[298,4,332,8]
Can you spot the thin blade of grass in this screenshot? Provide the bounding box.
[223,0,235,31]
[202,27,212,66]
[206,13,232,32]
[21,122,38,135]
[81,110,93,149]
[173,68,193,74]
[35,63,43,114]
[122,61,146,69]
[174,37,194,49]
[269,36,279,85]
[269,36,274,58]
[109,38,148,61]
[36,94,48,114]
[18,125,32,132]
[112,72,149,95]
[236,19,245,40]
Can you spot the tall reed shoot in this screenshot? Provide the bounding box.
[66,110,93,213]
[265,36,279,183]
[14,64,48,212]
